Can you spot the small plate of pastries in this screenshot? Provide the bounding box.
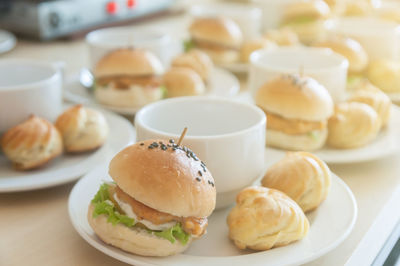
[64,48,240,116]
[0,104,135,192]
[69,139,356,266]
[253,73,400,164]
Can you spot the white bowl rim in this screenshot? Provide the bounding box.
[0,59,60,91]
[135,96,267,140]
[250,46,349,73]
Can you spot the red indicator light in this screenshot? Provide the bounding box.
[106,2,118,14]
[127,0,136,8]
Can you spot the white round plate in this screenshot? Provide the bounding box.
[63,68,240,115]
[69,166,357,266]
[220,62,249,73]
[0,30,16,54]
[387,92,400,104]
[0,105,135,192]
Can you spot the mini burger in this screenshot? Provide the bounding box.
[88,139,216,256]
[281,0,331,44]
[188,17,243,64]
[93,48,165,108]
[255,74,334,151]
[171,49,214,82]
[163,67,206,98]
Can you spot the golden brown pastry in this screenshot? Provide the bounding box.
[349,80,391,127]
[240,38,277,63]
[171,49,214,82]
[261,152,331,212]
[1,115,63,170]
[163,67,205,97]
[227,186,309,251]
[55,105,108,153]
[327,102,381,149]
[367,59,400,93]
[264,28,300,46]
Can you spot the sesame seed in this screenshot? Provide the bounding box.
[140,143,144,146]
[169,139,174,143]
[196,177,201,182]
[198,170,202,176]
[151,142,159,147]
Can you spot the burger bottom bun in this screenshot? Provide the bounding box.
[87,204,192,257]
[198,47,240,64]
[266,128,327,151]
[94,85,163,108]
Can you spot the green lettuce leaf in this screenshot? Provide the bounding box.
[160,85,168,98]
[183,39,195,52]
[154,224,190,245]
[307,131,320,140]
[283,16,317,26]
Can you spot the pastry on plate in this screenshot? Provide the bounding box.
[281,0,331,44]
[255,74,334,151]
[348,80,391,127]
[171,49,214,82]
[227,186,309,251]
[188,17,243,64]
[261,152,331,212]
[1,115,63,170]
[344,0,377,16]
[163,67,205,98]
[327,102,381,149]
[88,139,216,256]
[240,38,276,63]
[367,59,400,93]
[263,28,300,46]
[93,48,165,108]
[55,105,109,153]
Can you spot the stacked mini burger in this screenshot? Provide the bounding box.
[256,74,334,151]
[93,48,165,108]
[88,139,216,256]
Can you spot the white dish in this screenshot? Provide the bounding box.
[0,105,135,192]
[220,62,249,73]
[69,166,357,266]
[387,92,400,104]
[0,30,16,54]
[63,68,240,115]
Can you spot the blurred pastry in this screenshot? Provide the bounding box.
[349,80,391,127]
[263,28,300,46]
[323,0,346,15]
[255,74,334,151]
[327,102,381,149]
[163,67,206,98]
[379,9,400,24]
[240,38,277,63]
[261,152,331,212]
[313,36,368,74]
[367,59,400,93]
[281,0,331,44]
[189,17,243,64]
[94,48,165,108]
[55,105,109,153]
[171,49,214,82]
[227,186,309,251]
[344,0,377,16]
[1,115,63,170]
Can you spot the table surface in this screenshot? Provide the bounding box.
[1,12,400,266]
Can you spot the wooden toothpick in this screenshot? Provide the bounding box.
[177,127,188,146]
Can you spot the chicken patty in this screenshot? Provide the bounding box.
[265,111,326,135]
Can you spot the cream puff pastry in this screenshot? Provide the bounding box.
[55,105,108,153]
[227,186,309,251]
[171,49,214,82]
[1,115,63,170]
[262,152,331,212]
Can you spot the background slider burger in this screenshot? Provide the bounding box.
[87,139,217,257]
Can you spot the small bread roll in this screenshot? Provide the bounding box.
[349,81,391,127]
[55,105,108,153]
[1,115,63,170]
[328,102,381,149]
[240,38,277,63]
[367,59,400,93]
[172,49,214,82]
[261,152,331,212]
[163,67,205,97]
[264,28,300,46]
[345,0,376,16]
[227,186,309,251]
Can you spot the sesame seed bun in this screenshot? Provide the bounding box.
[255,74,334,122]
[189,17,243,49]
[94,48,164,78]
[108,140,216,218]
[163,67,206,97]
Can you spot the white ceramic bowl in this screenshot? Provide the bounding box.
[189,3,262,39]
[329,17,400,60]
[249,47,349,102]
[0,59,62,133]
[251,0,298,31]
[86,26,180,69]
[135,97,266,209]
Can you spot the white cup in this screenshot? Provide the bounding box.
[135,97,266,209]
[189,3,262,39]
[0,59,63,133]
[329,17,400,61]
[249,47,349,102]
[86,26,181,69]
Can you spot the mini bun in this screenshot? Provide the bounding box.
[172,49,213,81]
[163,67,205,97]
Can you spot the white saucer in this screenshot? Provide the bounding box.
[0,30,16,54]
[0,105,135,192]
[387,92,400,104]
[63,68,240,115]
[219,62,249,73]
[69,166,357,266]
